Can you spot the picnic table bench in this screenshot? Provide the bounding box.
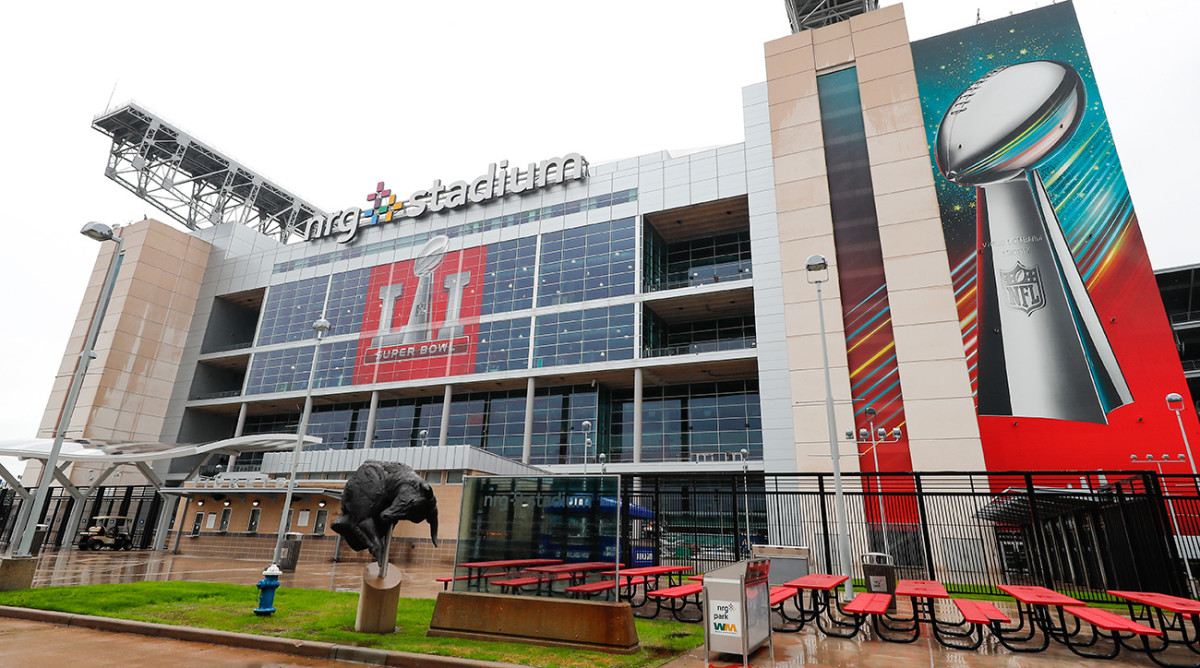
[435,572,506,590]
[644,582,704,622]
[564,576,649,600]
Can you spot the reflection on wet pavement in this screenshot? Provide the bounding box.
[29,549,448,599]
[0,617,362,667]
[17,552,1175,667]
[668,597,1164,668]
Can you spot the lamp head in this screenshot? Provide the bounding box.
[81,221,119,242]
[891,428,902,439]
[1130,454,1138,462]
[858,428,869,440]
[864,407,877,419]
[582,420,592,431]
[312,318,331,334]
[1167,392,1185,409]
[844,429,854,440]
[876,428,887,440]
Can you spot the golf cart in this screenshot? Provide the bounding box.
[77,516,134,550]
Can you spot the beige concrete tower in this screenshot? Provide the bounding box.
[39,219,211,445]
[764,4,986,472]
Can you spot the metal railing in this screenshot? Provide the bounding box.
[190,389,242,401]
[644,265,752,292]
[618,470,1193,602]
[644,337,756,358]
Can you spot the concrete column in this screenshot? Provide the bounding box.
[230,403,249,470]
[171,497,192,554]
[522,378,536,464]
[437,384,453,449]
[634,367,644,463]
[151,496,177,551]
[7,497,35,555]
[363,390,380,449]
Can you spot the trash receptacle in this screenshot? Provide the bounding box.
[29,524,49,557]
[278,533,303,572]
[861,552,896,611]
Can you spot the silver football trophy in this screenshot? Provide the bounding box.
[936,60,1131,423]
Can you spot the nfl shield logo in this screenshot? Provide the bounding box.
[1001,262,1046,315]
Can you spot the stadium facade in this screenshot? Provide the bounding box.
[9,1,1197,561]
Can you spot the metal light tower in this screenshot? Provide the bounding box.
[806,253,854,599]
[845,406,901,556]
[14,223,123,559]
[271,317,331,566]
[1131,453,1196,596]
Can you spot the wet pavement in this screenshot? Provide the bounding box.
[0,617,363,667]
[667,596,1168,668]
[7,550,1182,667]
[27,548,447,599]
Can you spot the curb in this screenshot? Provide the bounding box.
[0,605,526,668]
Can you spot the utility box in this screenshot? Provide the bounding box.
[861,552,896,612]
[703,558,772,667]
[751,544,809,586]
[278,533,303,572]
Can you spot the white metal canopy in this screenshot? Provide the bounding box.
[0,434,321,465]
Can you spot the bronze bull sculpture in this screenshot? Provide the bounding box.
[332,460,439,569]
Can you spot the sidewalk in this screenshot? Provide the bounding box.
[0,606,523,668]
[0,617,360,668]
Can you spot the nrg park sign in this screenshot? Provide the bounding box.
[299,153,588,244]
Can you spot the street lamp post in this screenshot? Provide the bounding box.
[845,406,902,557]
[270,317,331,566]
[1167,393,1199,486]
[1132,453,1196,596]
[13,223,123,559]
[806,254,854,599]
[582,420,593,475]
[741,448,752,558]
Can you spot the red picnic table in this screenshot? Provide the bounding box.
[454,558,562,591]
[775,574,851,636]
[1109,590,1200,665]
[994,584,1086,653]
[523,561,625,596]
[881,579,961,646]
[600,565,692,607]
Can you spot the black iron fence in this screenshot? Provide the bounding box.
[618,471,1197,603]
[0,484,164,550]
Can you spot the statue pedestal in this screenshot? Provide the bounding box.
[355,562,402,634]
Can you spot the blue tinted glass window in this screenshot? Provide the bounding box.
[533,304,635,368]
[245,346,315,394]
[313,339,359,389]
[475,317,531,373]
[481,237,537,315]
[257,277,329,345]
[326,268,371,336]
[538,218,636,307]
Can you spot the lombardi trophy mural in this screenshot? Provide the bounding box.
[936,60,1132,423]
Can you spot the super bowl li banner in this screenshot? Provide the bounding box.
[911,1,1198,472]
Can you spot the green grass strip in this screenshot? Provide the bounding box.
[0,582,703,668]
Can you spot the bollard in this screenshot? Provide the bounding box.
[254,563,283,616]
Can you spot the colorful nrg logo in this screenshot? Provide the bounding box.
[365,182,405,226]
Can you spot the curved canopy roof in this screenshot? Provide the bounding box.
[0,434,321,465]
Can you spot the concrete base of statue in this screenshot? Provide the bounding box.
[355,562,402,634]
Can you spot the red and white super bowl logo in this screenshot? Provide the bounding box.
[353,236,485,383]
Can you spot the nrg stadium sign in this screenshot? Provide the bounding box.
[299,153,588,244]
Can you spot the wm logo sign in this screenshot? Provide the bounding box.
[713,622,738,633]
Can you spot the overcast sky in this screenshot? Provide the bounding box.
[0,0,1195,459]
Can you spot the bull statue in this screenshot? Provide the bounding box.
[332,460,439,570]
